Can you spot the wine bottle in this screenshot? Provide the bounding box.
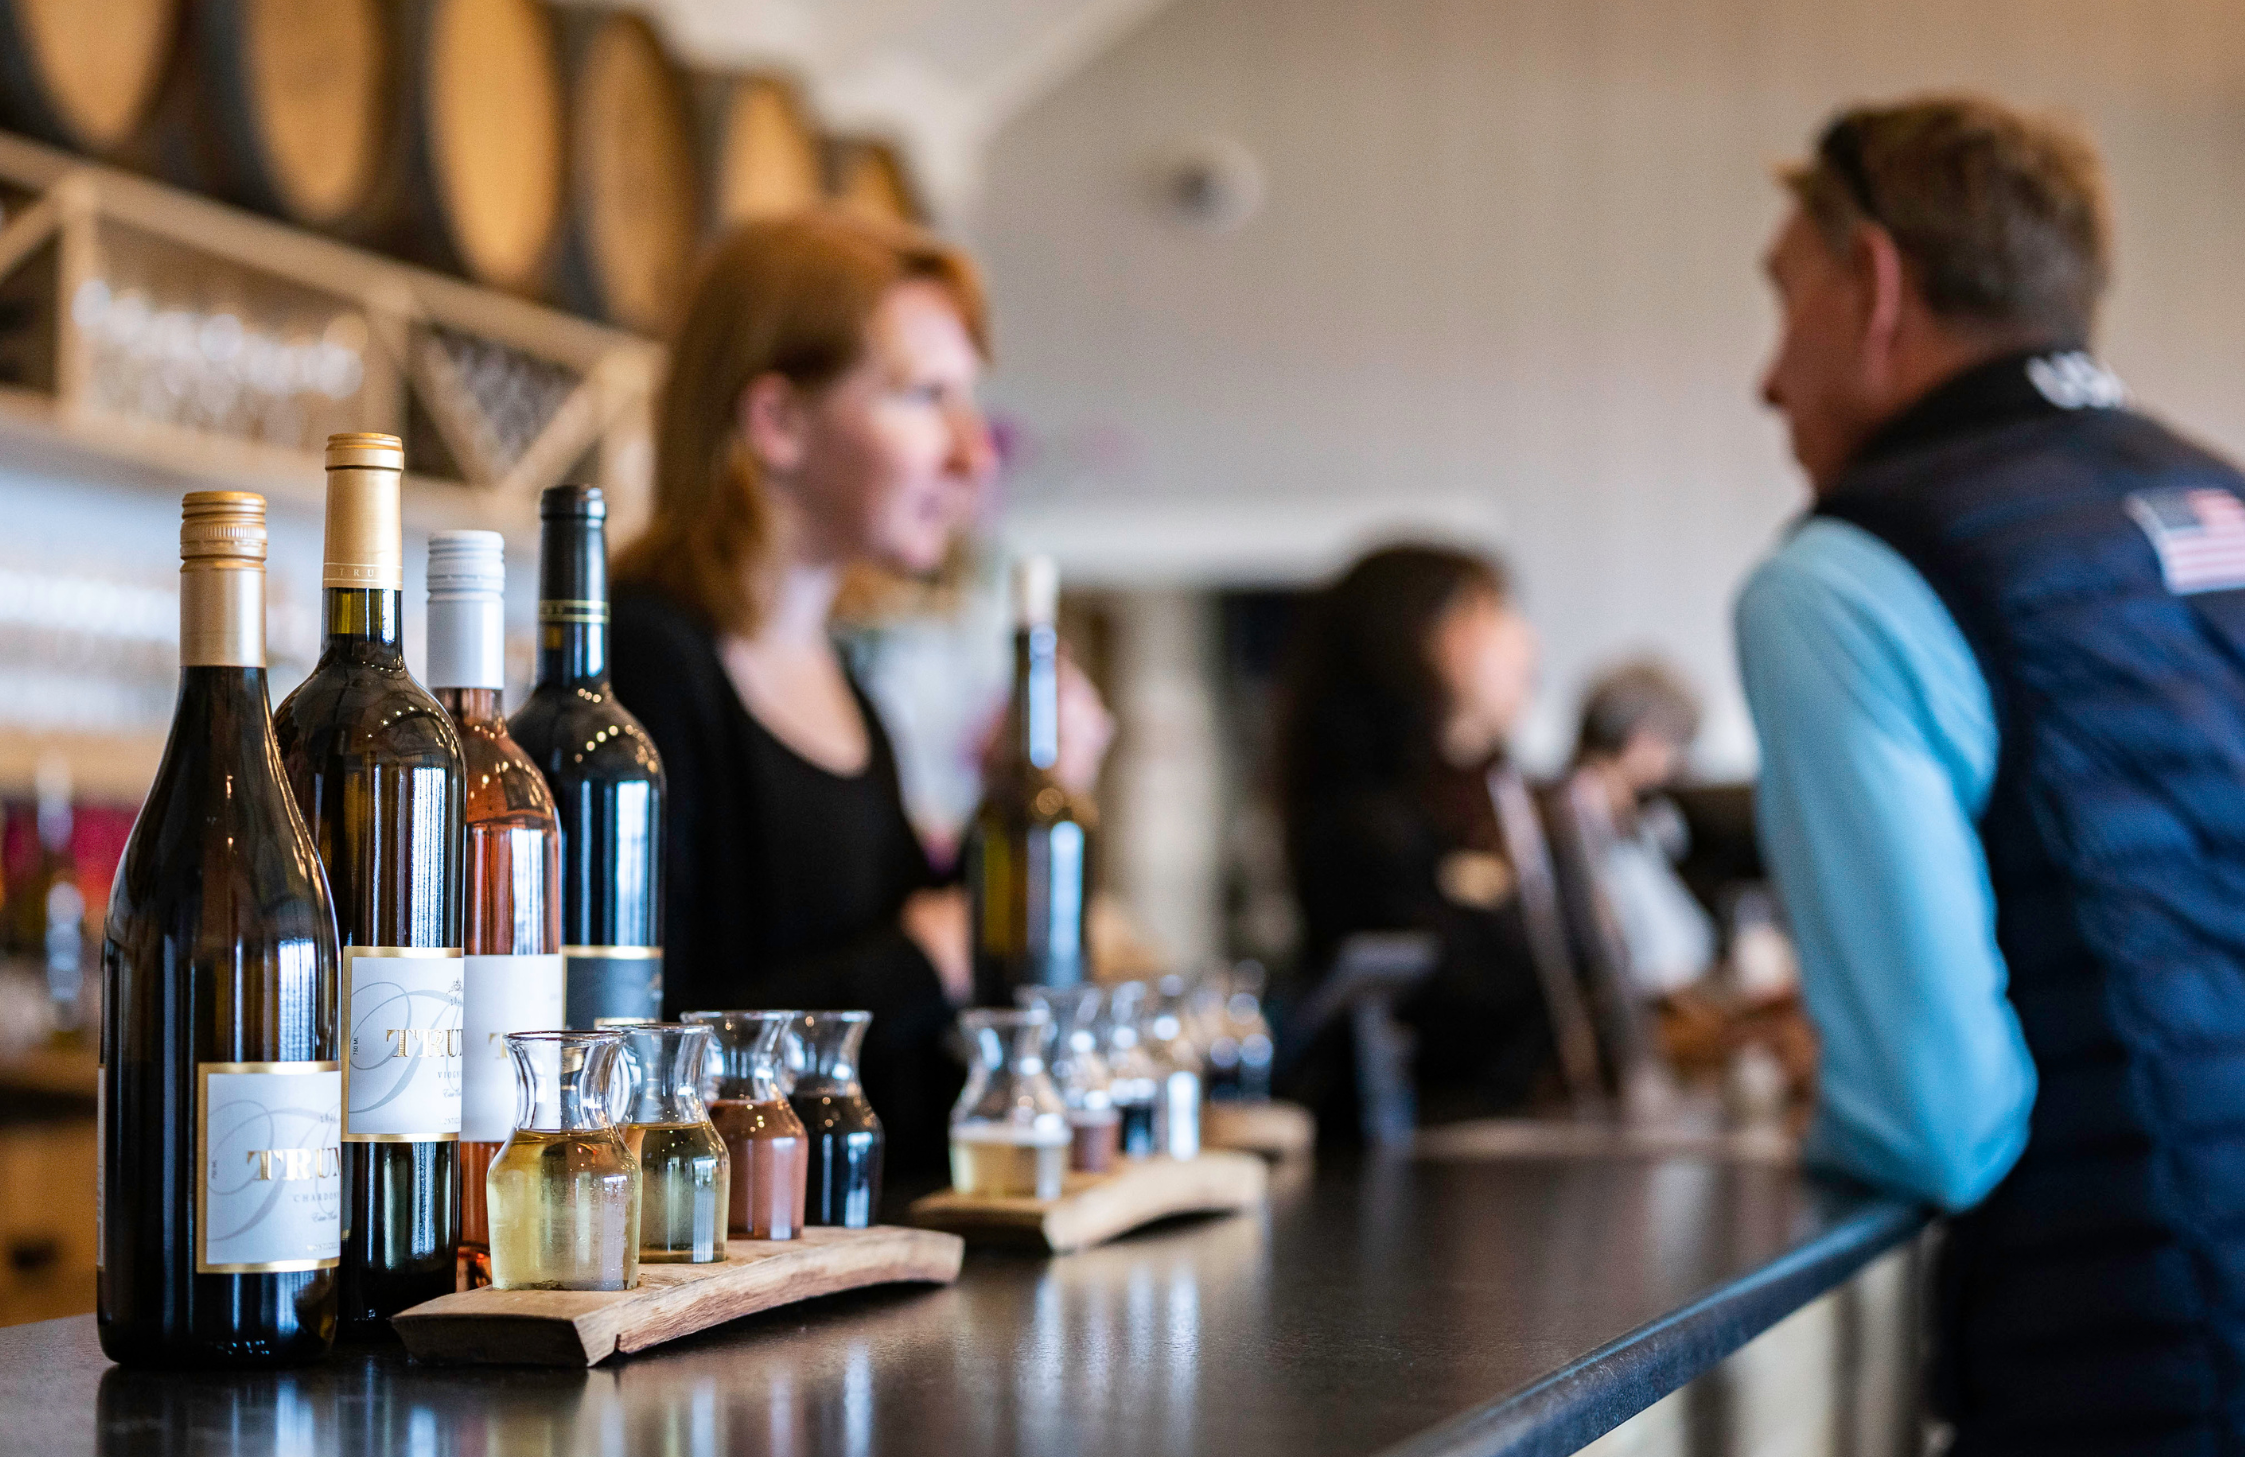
[425,530,564,1288]
[271,434,466,1327]
[508,485,664,1027]
[99,491,343,1367]
[967,556,1095,1003]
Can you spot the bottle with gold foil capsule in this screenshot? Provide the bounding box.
[509,485,665,1026]
[272,434,467,1327]
[99,492,343,1367]
[426,530,563,1289]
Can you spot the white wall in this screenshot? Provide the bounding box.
[969,0,2245,774]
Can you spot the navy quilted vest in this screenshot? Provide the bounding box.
[1815,354,2245,1454]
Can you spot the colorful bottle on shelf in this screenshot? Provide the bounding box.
[508,485,665,1027]
[99,492,342,1367]
[426,530,565,1289]
[966,556,1095,1004]
[271,433,466,1328]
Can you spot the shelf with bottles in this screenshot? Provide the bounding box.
[0,129,659,539]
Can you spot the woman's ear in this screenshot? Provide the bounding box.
[738,373,809,477]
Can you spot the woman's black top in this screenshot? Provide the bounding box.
[610,588,960,1175]
[1281,768,1554,1136]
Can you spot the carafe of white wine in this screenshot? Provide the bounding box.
[486,1031,638,1291]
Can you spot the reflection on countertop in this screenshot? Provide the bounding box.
[4,1149,1918,1457]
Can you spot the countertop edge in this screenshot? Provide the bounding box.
[1372,1194,1929,1457]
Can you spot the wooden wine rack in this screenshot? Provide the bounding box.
[0,127,662,539]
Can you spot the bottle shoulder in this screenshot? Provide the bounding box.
[274,660,466,769]
[456,716,561,826]
[111,736,338,953]
[510,684,664,783]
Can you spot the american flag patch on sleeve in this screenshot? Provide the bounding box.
[2126,486,2245,595]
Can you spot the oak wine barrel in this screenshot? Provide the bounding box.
[701,72,823,228]
[378,0,564,296]
[0,0,176,156]
[133,0,390,229]
[553,9,697,335]
[829,137,921,226]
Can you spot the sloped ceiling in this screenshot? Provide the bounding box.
[646,0,1180,218]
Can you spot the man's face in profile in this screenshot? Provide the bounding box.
[1760,208,1879,491]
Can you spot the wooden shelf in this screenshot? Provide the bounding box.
[0,129,662,537]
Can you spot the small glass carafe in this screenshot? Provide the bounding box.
[949,1007,1071,1199]
[1018,985,1119,1173]
[486,1031,641,1291]
[684,1010,808,1239]
[616,1023,729,1264]
[786,1011,885,1229]
[1203,962,1277,1103]
[1149,975,1205,1160]
[1103,981,1163,1159]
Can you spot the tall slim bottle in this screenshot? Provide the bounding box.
[272,433,466,1328]
[425,530,564,1288]
[967,556,1094,1003]
[509,485,664,1027]
[99,492,342,1367]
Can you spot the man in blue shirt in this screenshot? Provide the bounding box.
[1738,96,2245,1449]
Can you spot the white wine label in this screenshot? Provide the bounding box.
[460,953,566,1142]
[198,1062,343,1274]
[342,946,465,1142]
[561,945,663,1029]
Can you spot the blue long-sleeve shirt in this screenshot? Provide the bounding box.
[1735,516,2037,1211]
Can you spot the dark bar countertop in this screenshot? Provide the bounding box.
[0,1149,1923,1457]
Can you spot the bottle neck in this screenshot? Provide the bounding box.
[1013,625,1059,771]
[537,615,607,686]
[536,514,609,687]
[321,588,403,662]
[437,687,504,726]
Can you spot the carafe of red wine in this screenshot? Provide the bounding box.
[785,1011,885,1228]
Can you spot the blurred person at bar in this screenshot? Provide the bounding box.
[1740,94,2245,1448]
[1565,661,1715,1001]
[1275,544,1554,1131]
[609,211,1056,1177]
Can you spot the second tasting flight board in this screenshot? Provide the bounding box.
[908,1152,1269,1254]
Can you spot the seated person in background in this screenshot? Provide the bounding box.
[1275,543,1554,1131]
[1566,660,1716,1000]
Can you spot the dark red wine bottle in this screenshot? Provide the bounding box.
[508,485,665,1026]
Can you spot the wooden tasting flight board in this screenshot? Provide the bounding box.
[390,1225,965,1367]
[908,1150,1269,1254]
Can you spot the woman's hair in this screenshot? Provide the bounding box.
[612,210,989,634]
[1573,659,1701,762]
[1276,542,1510,807]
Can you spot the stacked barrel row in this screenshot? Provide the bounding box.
[0,0,924,334]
